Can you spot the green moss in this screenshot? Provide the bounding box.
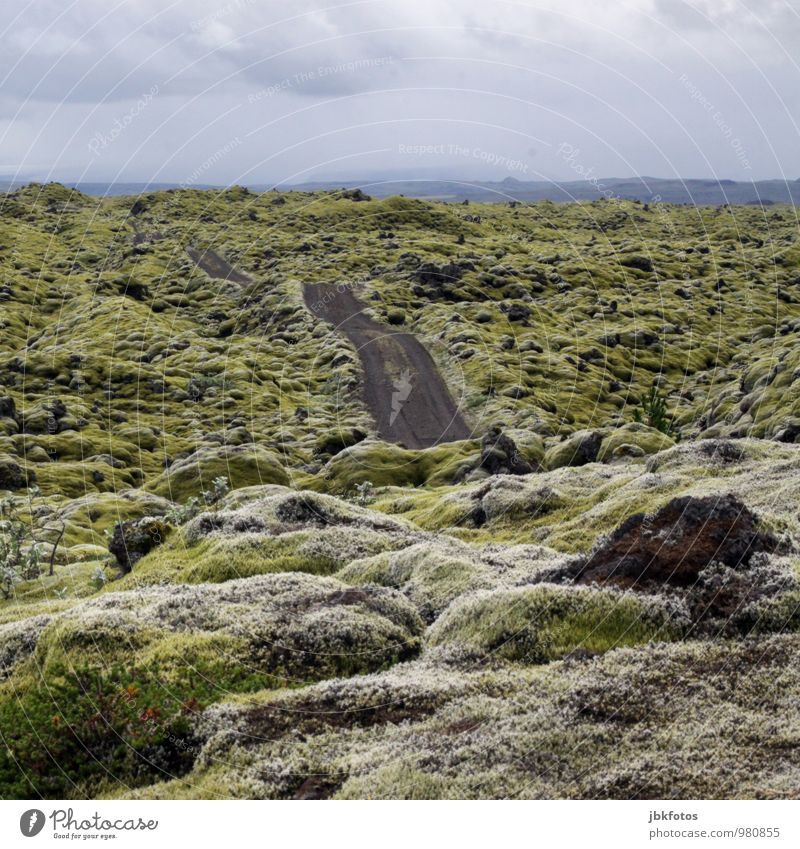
[427,584,682,662]
[0,649,264,799]
[337,764,452,799]
[121,529,337,585]
[544,430,602,470]
[313,439,478,493]
[4,185,800,800]
[0,572,423,797]
[597,424,675,462]
[0,560,106,618]
[339,541,492,619]
[146,445,289,501]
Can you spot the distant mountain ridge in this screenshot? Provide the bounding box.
[2,175,800,204]
[281,176,800,205]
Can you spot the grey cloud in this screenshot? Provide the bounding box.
[0,0,798,183]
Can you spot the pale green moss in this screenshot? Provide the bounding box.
[597,424,675,462]
[146,445,289,501]
[427,584,681,662]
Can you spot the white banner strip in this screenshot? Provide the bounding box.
[1,800,797,848]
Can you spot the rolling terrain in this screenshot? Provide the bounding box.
[0,182,799,799]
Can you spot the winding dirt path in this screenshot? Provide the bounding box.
[187,247,251,284]
[304,282,472,449]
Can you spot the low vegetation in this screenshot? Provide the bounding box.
[1,183,799,798]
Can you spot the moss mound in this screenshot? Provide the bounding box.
[146,445,289,501]
[0,573,422,797]
[314,438,478,493]
[427,584,682,662]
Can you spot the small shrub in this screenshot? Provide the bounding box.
[89,565,108,591]
[353,480,374,506]
[166,496,202,525]
[633,386,677,436]
[0,498,43,599]
[202,476,230,507]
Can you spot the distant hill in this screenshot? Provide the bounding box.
[279,176,800,205]
[0,180,218,196]
[3,176,800,204]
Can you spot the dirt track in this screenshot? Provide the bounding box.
[304,282,472,449]
[187,247,251,284]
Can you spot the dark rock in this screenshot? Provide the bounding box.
[413,262,463,286]
[49,399,67,420]
[339,188,371,202]
[0,456,30,490]
[598,333,620,348]
[576,494,777,589]
[620,255,654,273]
[545,430,602,469]
[579,347,604,363]
[119,279,150,301]
[479,427,535,475]
[0,396,16,419]
[698,440,746,463]
[108,517,170,574]
[500,335,515,351]
[314,428,367,458]
[503,302,531,323]
[395,253,421,272]
[773,422,800,444]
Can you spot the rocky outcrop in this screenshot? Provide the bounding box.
[544,430,602,470]
[479,427,536,475]
[0,454,31,490]
[108,517,170,574]
[576,494,778,588]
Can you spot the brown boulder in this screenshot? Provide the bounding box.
[576,494,777,588]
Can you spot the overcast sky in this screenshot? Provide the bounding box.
[2,0,799,185]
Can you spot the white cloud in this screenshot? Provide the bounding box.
[0,0,797,182]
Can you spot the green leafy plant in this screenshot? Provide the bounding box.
[0,499,42,599]
[0,490,66,598]
[633,386,677,436]
[202,476,230,507]
[353,480,375,506]
[166,496,202,525]
[89,565,108,591]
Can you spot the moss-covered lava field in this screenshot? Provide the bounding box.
[1,182,799,799]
